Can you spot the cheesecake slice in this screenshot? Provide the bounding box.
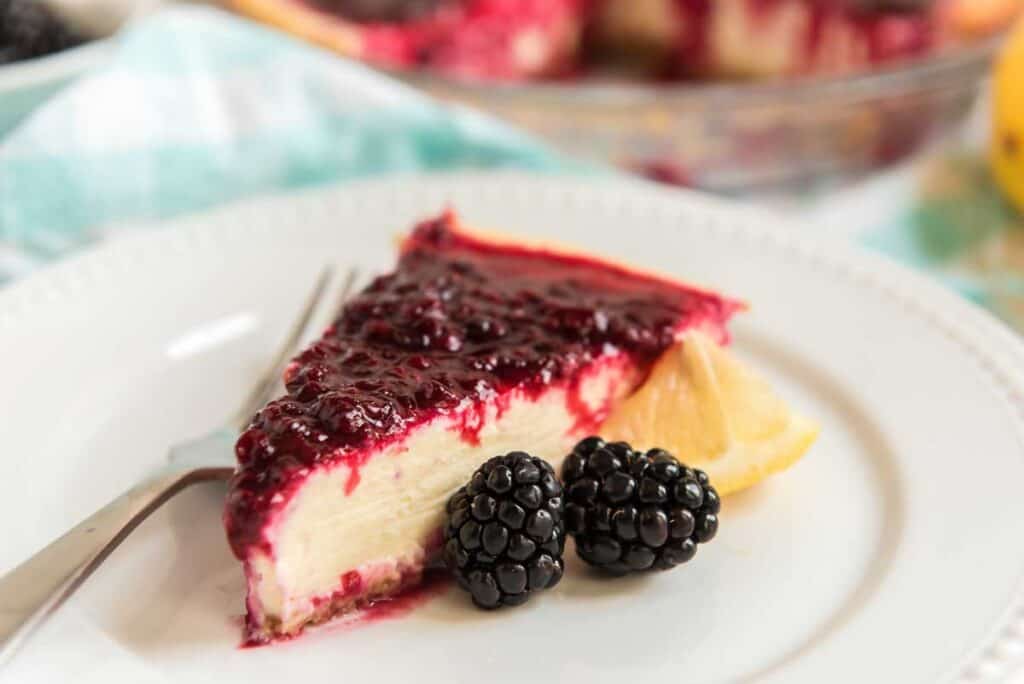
[224,212,742,643]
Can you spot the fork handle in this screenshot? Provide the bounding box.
[0,467,223,666]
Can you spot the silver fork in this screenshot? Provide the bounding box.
[0,266,357,666]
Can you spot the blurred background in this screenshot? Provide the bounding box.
[2,0,1024,326]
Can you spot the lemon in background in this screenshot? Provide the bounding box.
[992,15,1024,212]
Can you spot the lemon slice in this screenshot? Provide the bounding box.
[602,332,818,495]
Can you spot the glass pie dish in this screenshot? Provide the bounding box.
[406,35,1004,194]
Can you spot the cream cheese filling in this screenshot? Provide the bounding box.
[246,356,635,635]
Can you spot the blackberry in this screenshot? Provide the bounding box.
[562,437,719,574]
[0,0,82,65]
[443,451,565,609]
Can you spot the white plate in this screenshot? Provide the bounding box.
[3,174,1024,684]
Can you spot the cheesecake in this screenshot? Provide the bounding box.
[229,0,1018,81]
[223,211,747,642]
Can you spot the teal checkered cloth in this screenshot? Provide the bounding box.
[0,6,575,282]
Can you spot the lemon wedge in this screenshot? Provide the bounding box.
[602,332,818,495]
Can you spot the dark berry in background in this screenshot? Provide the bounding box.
[0,0,82,65]
[443,451,565,609]
[562,437,719,574]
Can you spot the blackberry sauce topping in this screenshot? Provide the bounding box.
[225,213,736,557]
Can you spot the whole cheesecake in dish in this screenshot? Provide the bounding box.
[224,212,760,642]
[230,0,1017,81]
